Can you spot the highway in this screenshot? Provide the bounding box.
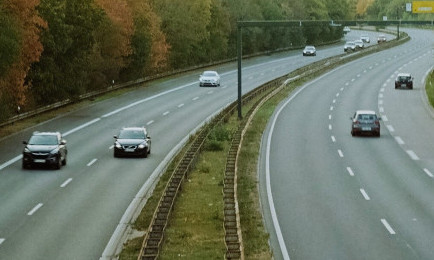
[259,28,434,260]
[0,28,386,259]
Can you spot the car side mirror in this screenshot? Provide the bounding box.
[23,141,28,145]
[113,135,118,139]
[147,136,151,140]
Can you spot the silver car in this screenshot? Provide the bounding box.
[344,41,356,52]
[199,71,220,87]
[351,110,381,137]
[354,39,364,49]
[303,46,316,56]
[360,35,370,43]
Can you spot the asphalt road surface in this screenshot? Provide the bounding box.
[0,29,392,259]
[259,28,434,260]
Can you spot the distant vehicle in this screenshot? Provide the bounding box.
[114,127,151,158]
[199,71,220,87]
[344,41,356,52]
[343,26,351,33]
[354,39,364,49]
[302,46,316,56]
[395,73,413,89]
[377,35,387,43]
[360,35,370,43]
[22,131,67,169]
[351,110,381,137]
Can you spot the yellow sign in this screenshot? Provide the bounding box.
[413,1,434,13]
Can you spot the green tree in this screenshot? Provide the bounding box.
[28,0,103,104]
[0,9,20,77]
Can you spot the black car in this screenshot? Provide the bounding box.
[395,73,413,89]
[114,127,151,158]
[351,110,381,137]
[22,132,67,169]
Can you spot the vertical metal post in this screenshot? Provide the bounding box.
[237,23,242,119]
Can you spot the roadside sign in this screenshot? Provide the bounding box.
[412,1,434,13]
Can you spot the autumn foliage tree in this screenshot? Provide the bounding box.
[0,0,46,119]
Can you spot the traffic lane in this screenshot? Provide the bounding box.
[263,29,433,259]
[324,33,434,257]
[0,62,276,258]
[266,69,416,259]
[381,50,434,163]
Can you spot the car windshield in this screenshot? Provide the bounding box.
[119,130,145,139]
[398,76,410,80]
[203,72,217,77]
[29,135,58,145]
[358,114,376,121]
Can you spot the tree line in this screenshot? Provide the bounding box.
[0,0,414,121]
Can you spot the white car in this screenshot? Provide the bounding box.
[302,46,316,56]
[360,35,370,43]
[344,41,356,52]
[343,26,351,33]
[354,39,364,49]
[199,71,220,87]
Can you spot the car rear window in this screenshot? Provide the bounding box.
[358,114,376,120]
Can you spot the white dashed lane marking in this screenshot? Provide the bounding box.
[406,150,420,160]
[60,178,73,188]
[394,136,405,145]
[163,111,170,116]
[0,238,4,246]
[338,150,344,158]
[27,203,43,216]
[424,168,434,178]
[87,159,97,167]
[360,189,371,200]
[192,97,199,101]
[381,219,396,235]
[178,103,184,108]
[146,120,154,126]
[347,167,355,176]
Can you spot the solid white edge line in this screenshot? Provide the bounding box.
[60,178,73,188]
[360,189,370,200]
[27,203,43,216]
[87,159,98,167]
[381,219,396,235]
[423,168,434,178]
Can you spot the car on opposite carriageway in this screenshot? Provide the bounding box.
[22,131,67,169]
[114,127,151,158]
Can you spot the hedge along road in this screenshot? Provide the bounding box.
[260,28,434,260]
[0,30,387,259]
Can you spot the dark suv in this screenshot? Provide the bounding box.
[395,73,413,89]
[22,132,67,169]
[114,127,151,158]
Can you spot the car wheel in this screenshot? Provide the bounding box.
[143,149,148,158]
[55,157,62,170]
[62,155,67,166]
[22,161,30,169]
[351,130,355,137]
[114,151,119,158]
